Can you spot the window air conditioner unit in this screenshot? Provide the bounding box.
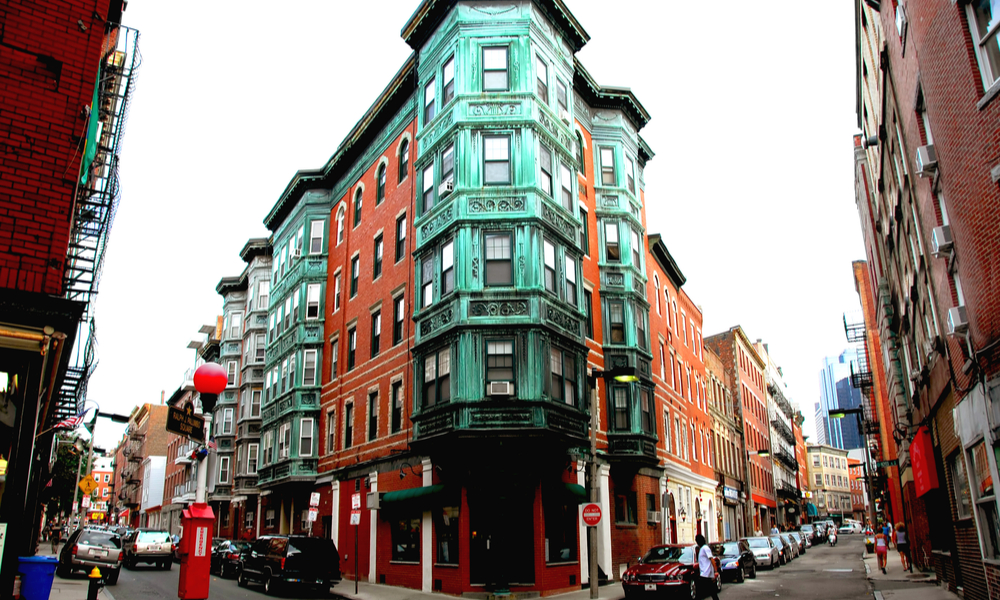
[931,225,953,257]
[439,179,454,197]
[947,305,968,335]
[916,144,937,177]
[647,511,659,523]
[487,381,513,396]
[560,109,571,125]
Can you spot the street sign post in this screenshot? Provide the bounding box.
[166,404,205,441]
[78,477,97,496]
[582,503,602,527]
[351,492,361,594]
[876,459,899,468]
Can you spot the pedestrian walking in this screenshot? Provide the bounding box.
[874,529,889,574]
[894,522,912,572]
[50,522,61,555]
[881,522,893,548]
[695,534,720,600]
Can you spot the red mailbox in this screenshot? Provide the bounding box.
[177,503,214,600]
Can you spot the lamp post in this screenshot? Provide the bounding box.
[586,366,639,599]
[828,408,877,528]
[71,404,131,526]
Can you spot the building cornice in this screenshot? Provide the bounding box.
[573,58,651,132]
[663,461,720,490]
[648,234,686,289]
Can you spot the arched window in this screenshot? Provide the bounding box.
[399,139,409,183]
[336,206,345,245]
[376,164,386,205]
[654,274,661,315]
[353,188,363,227]
[576,131,586,175]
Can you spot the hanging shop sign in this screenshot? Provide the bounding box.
[723,486,739,502]
[911,425,940,497]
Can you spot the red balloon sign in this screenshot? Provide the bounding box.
[193,362,228,394]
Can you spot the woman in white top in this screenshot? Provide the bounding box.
[695,534,719,600]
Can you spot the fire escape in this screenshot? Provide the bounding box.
[844,314,886,512]
[53,27,141,423]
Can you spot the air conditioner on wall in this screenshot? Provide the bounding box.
[487,381,513,396]
[653,512,662,523]
[439,179,454,198]
[291,248,302,259]
[560,109,571,125]
[916,144,937,177]
[647,511,659,523]
[931,225,953,257]
[947,305,968,335]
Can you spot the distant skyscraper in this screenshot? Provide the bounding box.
[817,350,864,450]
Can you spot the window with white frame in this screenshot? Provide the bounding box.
[539,145,553,196]
[421,255,434,307]
[536,56,548,102]
[549,346,576,405]
[227,361,238,387]
[560,163,572,210]
[310,220,324,254]
[336,206,345,245]
[424,78,436,122]
[229,312,242,338]
[218,456,231,484]
[334,273,341,312]
[483,46,508,91]
[625,156,635,193]
[326,410,336,453]
[247,443,258,475]
[600,147,616,186]
[663,408,672,454]
[442,56,455,105]
[484,135,511,185]
[262,430,273,464]
[331,339,339,380]
[422,163,435,213]
[969,440,1000,558]
[605,222,620,262]
[255,333,265,363]
[371,310,381,358]
[423,347,451,407]
[251,389,261,418]
[556,78,568,112]
[306,283,320,319]
[442,240,455,296]
[395,214,407,262]
[280,422,291,458]
[631,229,641,267]
[484,232,512,286]
[442,144,454,187]
[543,240,556,294]
[950,452,972,519]
[299,418,314,457]
[222,407,234,434]
[565,255,577,303]
[967,1,1000,90]
[303,350,317,386]
[399,139,409,183]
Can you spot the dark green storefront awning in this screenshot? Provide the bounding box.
[565,483,587,501]
[381,484,456,510]
[806,503,818,516]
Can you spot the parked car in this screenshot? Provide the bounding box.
[238,535,341,595]
[709,540,757,583]
[741,536,780,569]
[769,534,792,565]
[57,528,122,585]
[789,531,806,554]
[122,528,173,570]
[622,544,721,599]
[812,522,827,543]
[839,520,863,534]
[780,534,799,559]
[799,524,815,544]
[212,540,251,578]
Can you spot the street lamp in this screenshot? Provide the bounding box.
[828,408,877,527]
[586,365,638,598]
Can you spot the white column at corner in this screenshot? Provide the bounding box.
[421,458,433,592]
[368,471,378,583]
[598,464,612,579]
[331,481,340,545]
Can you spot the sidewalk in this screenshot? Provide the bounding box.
[861,548,936,584]
[861,549,961,600]
[31,543,115,600]
[330,579,624,600]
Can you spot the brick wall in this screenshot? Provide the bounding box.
[0,0,112,294]
[609,473,661,577]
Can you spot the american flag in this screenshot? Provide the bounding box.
[206,438,217,451]
[53,413,85,430]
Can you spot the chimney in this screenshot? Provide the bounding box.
[161,390,165,405]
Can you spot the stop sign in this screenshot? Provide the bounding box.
[582,503,602,527]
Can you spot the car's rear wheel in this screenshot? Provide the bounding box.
[264,572,279,596]
[749,562,757,579]
[237,569,249,587]
[736,563,745,583]
[715,574,722,593]
[689,580,697,600]
[163,560,172,570]
[106,568,120,586]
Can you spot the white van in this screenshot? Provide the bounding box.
[838,519,863,534]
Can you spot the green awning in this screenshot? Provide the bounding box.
[381,484,454,508]
[806,503,818,516]
[565,483,587,501]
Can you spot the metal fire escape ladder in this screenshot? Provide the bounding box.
[54,27,141,422]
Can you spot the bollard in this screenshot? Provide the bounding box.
[87,567,102,600]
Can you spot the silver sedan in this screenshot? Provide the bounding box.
[741,536,781,569]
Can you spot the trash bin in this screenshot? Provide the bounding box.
[18,556,59,600]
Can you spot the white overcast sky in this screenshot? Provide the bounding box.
[87,0,864,450]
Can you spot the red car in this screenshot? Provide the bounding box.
[622,544,721,599]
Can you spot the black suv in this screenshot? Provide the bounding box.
[237,535,340,596]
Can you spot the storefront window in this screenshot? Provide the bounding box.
[969,441,1000,558]
[544,488,578,563]
[391,514,421,562]
[950,452,972,519]
[435,506,459,565]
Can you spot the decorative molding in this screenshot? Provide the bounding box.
[420,207,454,239]
[471,257,480,280]
[471,5,517,16]
[468,196,525,213]
[544,303,580,336]
[470,300,528,317]
[420,307,454,335]
[539,110,572,150]
[469,103,521,117]
[606,272,624,287]
[633,276,646,294]
[601,195,619,208]
[541,203,575,240]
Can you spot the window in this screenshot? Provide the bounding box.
[580,208,589,255]
[331,339,339,380]
[612,387,629,430]
[625,156,635,194]
[391,380,403,433]
[350,256,359,298]
[247,443,259,475]
[967,0,1000,89]
[605,222,620,262]
[584,289,594,338]
[442,144,454,187]
[376,164,386,205]
[549,347,577,405]
[442,240,455,295]
[659,343,666,379]
[815,474,822,486]
[442,57,455,105]
[308,220,324,255]
[951,452,972,519]
[421,256,434,307]
[615,491,637,525]
[373,235,383,279]
[348,327,356,371]
[483,46,508,91]
[255,333,266,363]
[636,307,647,350]
[218,456,231,484]
[609,301,625,343]
[395,214,407,262]
[556,78,568,111]
[436,506,460,564]
[336,207,345,245]
[371,311,381,358]
[485,233,512,286]
[423,347,451,407]
[326,411,336,453]
[487,340,514,382]
[544,486,577,563]
[422,163,435,212]
[258,281,269,310]
[600,147,616,186]
[279,423,291,458]
[227,361,238,387]
[265,510,276,528]
[536,56,548,102]
[565,255,577,303]
[353,189,363,228]
[576,131,586,175]
[663,409,672,453]
[424,78,436,122]
[303,350,317,386]
[631,229,641,267]
[391,513,421,562]
[334,273,341,312]
[344,404,353,449]
[484,135,510,185]
[229,312,242,338]
[262,431,273,464]
[539,145,552,196]
[368,392,378,442]
[399,139,409,183]
[560,163,572,210]
[300,418,313,457]
[306,283,320,319]
[543,240,556,293]
[969,441,1000,558]
[250,390,261,418]
[393,295,405,345]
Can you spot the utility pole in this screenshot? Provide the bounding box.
[588,378,599,599]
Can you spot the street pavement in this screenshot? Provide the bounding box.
[42,534,960,600]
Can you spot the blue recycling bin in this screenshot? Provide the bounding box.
[18,556,59,600]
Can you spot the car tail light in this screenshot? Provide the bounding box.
[117,551,123,562]
[71,545,79,556]
[227,553,238,560]
[280,557,285,570]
